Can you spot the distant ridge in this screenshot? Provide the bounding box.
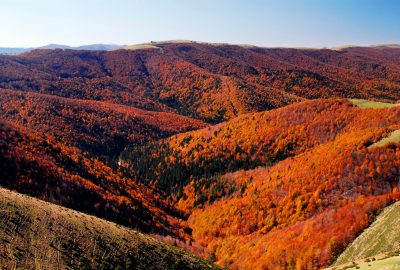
[0,43,123,55]
[0,47,31,55]
[371,44,400,49]
[2,41,400,55]
[39,43,123,51]
[332,43,400,50]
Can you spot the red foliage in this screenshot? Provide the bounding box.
[122,98,400,268]
[0,120,190,237]
[0,89,206,157]
[184,100,400,269]
[1,44,399,123]
[1,43,400,268]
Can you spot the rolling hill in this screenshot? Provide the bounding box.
[0,42,400,123]
[1,42,400,269]
[121,98,400,269]
[0,119,191,237]
[0,187,218,270]
[0,89,206,159]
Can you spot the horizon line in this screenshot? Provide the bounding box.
[1,40,400,50]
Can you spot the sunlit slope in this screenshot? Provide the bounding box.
[334,201,400,266]
[350,99,400,109]
[369,130,400,148]
[121,98,400,269]
[0,188,219,270]
[121,98,400,210]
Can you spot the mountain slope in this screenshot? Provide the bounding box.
[0,188,218,270]
[2,42,400,269]
[0,120,190,237]
[1,43,400,123]
[0,89,207,158]
[121,98,400,209]
[333,201,400,266]
[120,98,400,269]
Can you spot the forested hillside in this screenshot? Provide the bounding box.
[1,42,400,269]
[333,201,400,266]
[0,89,206,159]
[121,98,400,269]
[0,120,190,237]
[0,43,399,123]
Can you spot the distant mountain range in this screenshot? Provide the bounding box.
[0,43,124,55]
[39,43,124,51]
[1,41,399,55]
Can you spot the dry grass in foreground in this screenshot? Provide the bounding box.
[0,187,219,270]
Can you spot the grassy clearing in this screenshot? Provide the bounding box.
[336,255,400,270]
[369,129,400,148]
[350,99,400,109]
[125,44,161,50]
[350,98,400,149]
[0,187,218,270]
[332,202,400,267]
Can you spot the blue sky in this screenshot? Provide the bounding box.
[0,0,399,48]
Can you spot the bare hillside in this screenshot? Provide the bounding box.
[0,188,219,270]
[333,201,400,266]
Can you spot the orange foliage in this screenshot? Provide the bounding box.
[0,89,206,158]
[0,120,190,238]
[1,43,400,123]
[122,98,400,268]
[1,43,400,268]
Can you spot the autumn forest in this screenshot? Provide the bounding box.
[1,42,400,269]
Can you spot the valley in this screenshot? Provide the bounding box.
[1,43,400,269]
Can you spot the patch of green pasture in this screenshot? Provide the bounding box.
[369,129,400,148]
[350,99,400,109]
[125,44,160,50]
[334,202,400,265]
[345,255,400,270]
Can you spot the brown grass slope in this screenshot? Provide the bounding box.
[333,201,400,266]
[0,188,219,270]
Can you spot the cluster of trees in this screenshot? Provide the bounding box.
[187,109,400,268]
[189,128,400,266]
[193,195,398,269]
